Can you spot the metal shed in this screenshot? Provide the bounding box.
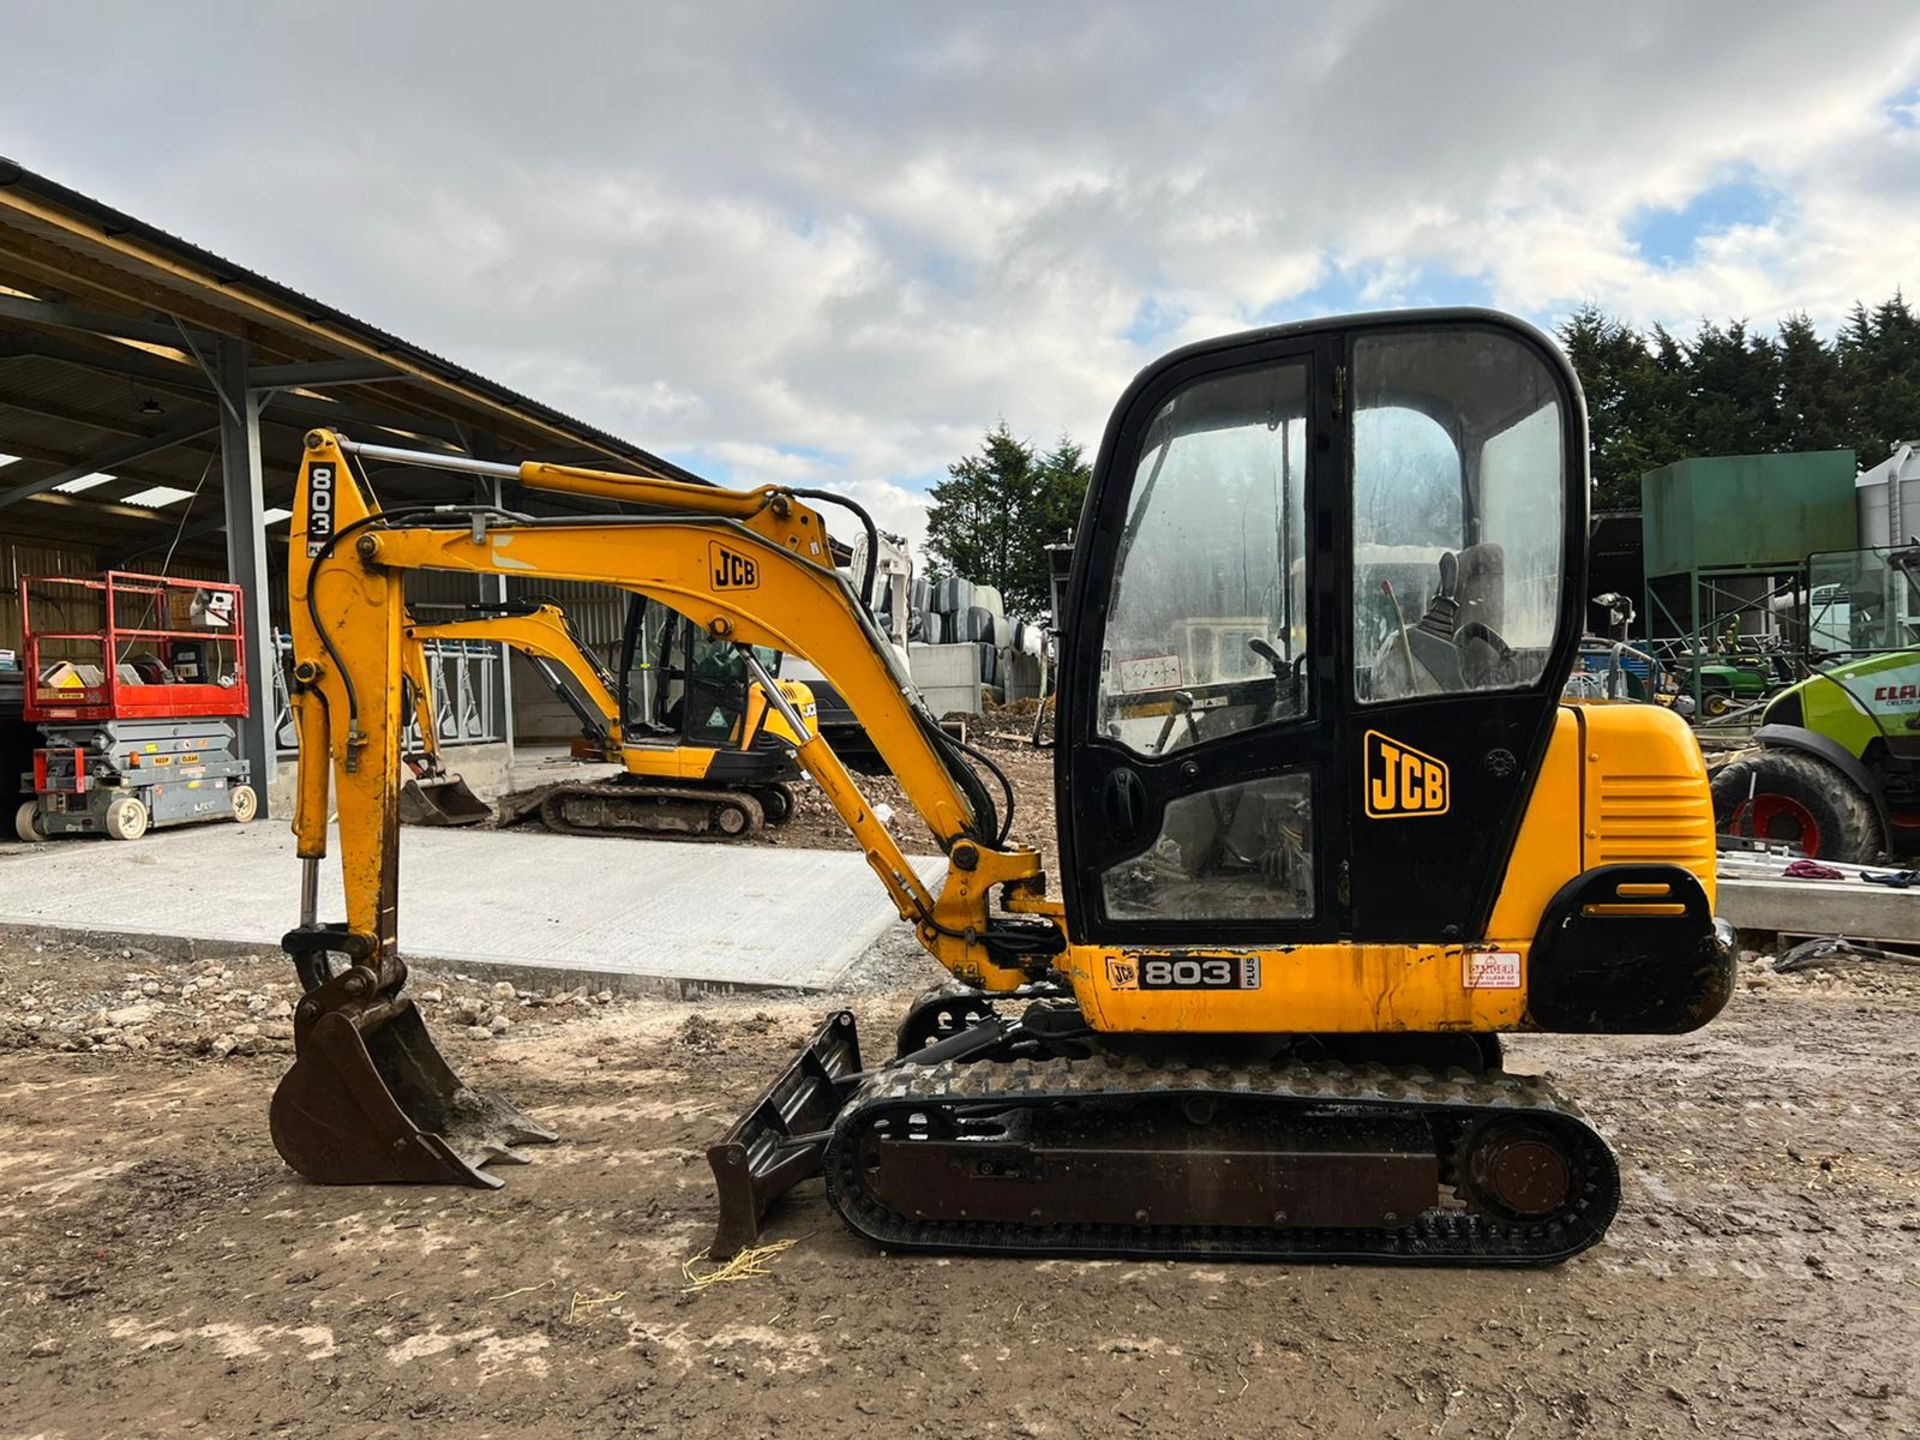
[0,156,698,815]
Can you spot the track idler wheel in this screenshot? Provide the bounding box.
[1455,1120,1575,1222]
[753,784,795,826]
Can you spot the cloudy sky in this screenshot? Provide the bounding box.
[5,3,1919,548]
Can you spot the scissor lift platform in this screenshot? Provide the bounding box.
[14,572,257,842]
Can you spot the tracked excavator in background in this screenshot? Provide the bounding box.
[395,597,813,836]
[272,310,1733,1265]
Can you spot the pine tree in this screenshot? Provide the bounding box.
[1685,319,1783,456]
[924,424,1091,618]
[1776,313,1848,452]
[1558,295,1920,503]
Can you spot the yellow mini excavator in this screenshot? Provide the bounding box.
[395,598,815,836]
[272,310,1732,1264]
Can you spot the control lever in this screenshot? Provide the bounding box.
[1150,689,1195,755]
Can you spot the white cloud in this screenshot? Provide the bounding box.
[2,1,1917,535]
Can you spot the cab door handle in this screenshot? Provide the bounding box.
[1102,768,1149,844]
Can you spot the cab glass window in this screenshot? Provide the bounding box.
[1102,770,1314,921]
[1351,329,1566,702]
[1098,360,1310,755]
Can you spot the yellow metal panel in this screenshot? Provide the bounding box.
[619,743,720,780]
[1484,707,1583,940]
[1577,701,1717,907]
[1067,942,1532,1033]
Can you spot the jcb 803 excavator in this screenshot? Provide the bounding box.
[273,310,1732,1265]
[396,597,813,836]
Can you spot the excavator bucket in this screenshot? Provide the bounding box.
[270,999,557,1187]
[707,1010,863,1257]
[398,775,493,827]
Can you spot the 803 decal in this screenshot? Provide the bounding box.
[1137,955,1261,991]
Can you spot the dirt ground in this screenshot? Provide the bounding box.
[1,922,1916,1439]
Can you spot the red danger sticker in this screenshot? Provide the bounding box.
[1463,951,1522,990]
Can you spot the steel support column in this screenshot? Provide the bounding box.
[469,460,516,758]
[216,337,275,817]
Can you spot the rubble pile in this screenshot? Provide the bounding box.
[0,940,617,1057]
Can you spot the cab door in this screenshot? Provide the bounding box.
[1057,313,1585,947]
[1056,334,1342,946]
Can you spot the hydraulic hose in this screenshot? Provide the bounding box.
[791,487,880,607]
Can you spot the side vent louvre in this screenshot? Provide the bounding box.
[1593,773,1716,873]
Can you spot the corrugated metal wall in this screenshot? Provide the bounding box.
[502,577,629,654]
[2,536,98,651]
[404,575,623,647]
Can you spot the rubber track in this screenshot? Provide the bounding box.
[538,783,763,839]
[823,1053,1621,1265]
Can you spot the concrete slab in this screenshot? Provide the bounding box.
[0,823,945,991]
[1718,875,1920,943]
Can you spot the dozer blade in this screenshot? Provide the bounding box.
[270,1000,557,1187]
[707,1010,862,1258]
[398,775,493,827]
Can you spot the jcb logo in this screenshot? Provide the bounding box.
[1364,729,1449,818]
[305,463,335,558]
[710,541,759,590]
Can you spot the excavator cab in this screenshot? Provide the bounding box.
[1060,317,1581,945]
[619,595,785,749]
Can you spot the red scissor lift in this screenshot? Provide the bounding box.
[15,572,259,842]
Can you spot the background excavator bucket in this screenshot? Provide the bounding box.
[270,999,556,1186]
[399,774,493,827]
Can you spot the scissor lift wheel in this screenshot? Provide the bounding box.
[14,802,46,843]
[231,785,259,824]
[105,796,150,841]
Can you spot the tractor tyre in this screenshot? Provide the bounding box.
[1712,749,1882,863]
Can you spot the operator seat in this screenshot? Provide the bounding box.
[1369,543,1509,699]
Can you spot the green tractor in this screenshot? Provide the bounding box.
[1714,544,1920,863]
[1686,657,1779,717]
[1712,653,1920,861]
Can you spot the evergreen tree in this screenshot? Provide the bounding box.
[1839,292,1920,461]
[1560,292,1919,506]
[1558,306,1685,508]
[925,422,1091,618]
[1685,319,1782,456]
[1775,312,1848,452]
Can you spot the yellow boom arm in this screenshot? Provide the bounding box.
[288,429,1053,995]
[403,604,621,765]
